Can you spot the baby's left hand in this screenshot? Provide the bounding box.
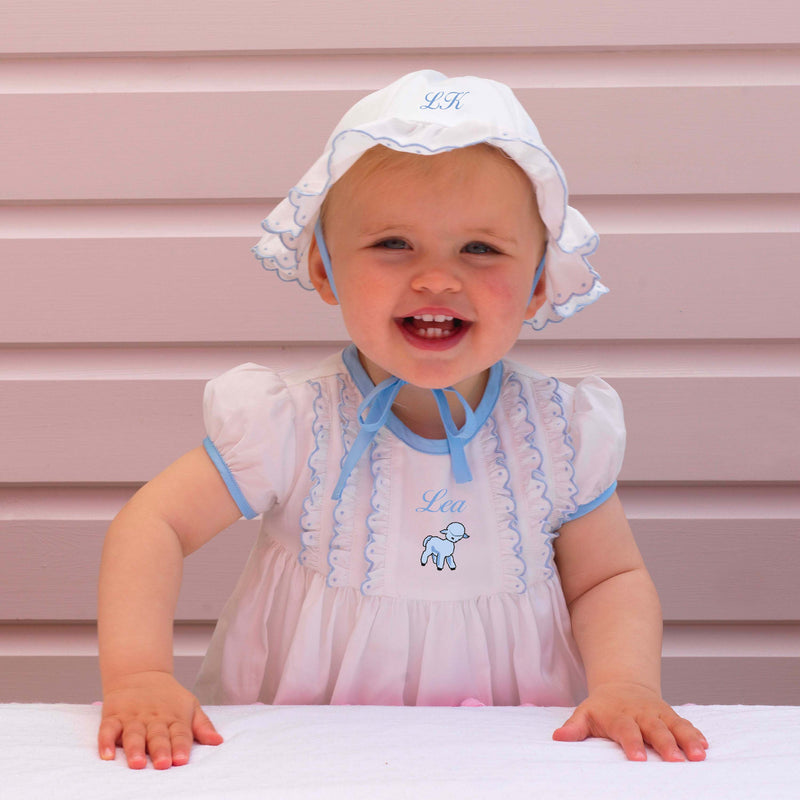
[552,682,709,762]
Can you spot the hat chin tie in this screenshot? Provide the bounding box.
[330,376,479,501]
[529,249,546,305]
[315,219,340,302]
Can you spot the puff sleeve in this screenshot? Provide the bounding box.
[202,364,296,519]
[563,376,626,522]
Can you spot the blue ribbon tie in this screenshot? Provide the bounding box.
[331,376,405,500]
[331,378,477,499]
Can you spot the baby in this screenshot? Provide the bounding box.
[97,70,708,769]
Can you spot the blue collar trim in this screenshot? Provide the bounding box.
[341,344,503,456]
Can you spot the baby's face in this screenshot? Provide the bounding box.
[309,145,547,397]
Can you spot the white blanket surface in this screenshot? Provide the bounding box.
[2,704,798,799]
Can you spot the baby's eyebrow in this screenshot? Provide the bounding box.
[358,224,519,244]
[363,226,406,238]
[467,227,519,245]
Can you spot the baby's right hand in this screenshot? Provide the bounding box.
[98,670,223,769]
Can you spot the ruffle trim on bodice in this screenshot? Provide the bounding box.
[530,375,579,529]
[478,413,528,594]
[299,380,328,571]
[297,366,583,596]
[361,428,392,595]
[502,373,558,578]
[327,375,362,588]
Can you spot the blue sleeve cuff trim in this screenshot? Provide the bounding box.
[564,481,617,523]
[203,436,258,520]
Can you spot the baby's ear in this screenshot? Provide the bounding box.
[308,236,339,306]
[524,266,547,320]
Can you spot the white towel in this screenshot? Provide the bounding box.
[1,704,798,799]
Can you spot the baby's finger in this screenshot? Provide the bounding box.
[552,710,590,743]
[640,717,684,762]
[169,721,196,767]
[120,720,148,770]
[607,715,647,761]
[97,715,122,761]
[145,721,174,770]
[666,714,709,761]
[192,706,224,746]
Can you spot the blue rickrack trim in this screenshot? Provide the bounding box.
[360,418,395,596]
[327,374,360,587]
[484,413,527,594]
[202,436,258,520]
[271,128,572,243]
[360,440,383,596]
[548,378,580,524]
[505,373,557,578]
[298,381,326,568]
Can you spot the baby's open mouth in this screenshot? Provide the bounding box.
[401,314,467,339]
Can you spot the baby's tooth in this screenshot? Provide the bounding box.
[421,314,434,322]
[433,315,451,323]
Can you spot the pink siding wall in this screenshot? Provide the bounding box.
[1,0,799,703]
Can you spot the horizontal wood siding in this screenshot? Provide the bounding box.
[1,1,798,704]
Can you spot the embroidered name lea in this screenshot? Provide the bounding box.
[415,488,467,514]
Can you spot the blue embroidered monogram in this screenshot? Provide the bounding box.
[419,90,470,111]
[415,488,467,514]
[254,70,609,331]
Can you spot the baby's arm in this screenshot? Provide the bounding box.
[97,446,242,769]
[552,492,709,762]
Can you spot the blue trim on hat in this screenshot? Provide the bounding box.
[202,437,258,520]
[256,128,575,247]
[252,127,607,330]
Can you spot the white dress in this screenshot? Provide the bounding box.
[194,345,625,707]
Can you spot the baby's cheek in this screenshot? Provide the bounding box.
[490,280,531,315]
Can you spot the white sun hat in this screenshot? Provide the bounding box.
[253,69,607,330]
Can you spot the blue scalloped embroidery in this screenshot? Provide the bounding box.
[505,374,558,577]
[327,374,360,588]
[298,380,326,567]
[528,257,608,331]
[255,127,572,244]
[483,413,528,594]
[252,127,606,324]
[360,434,388,596]
[549,378,579,525]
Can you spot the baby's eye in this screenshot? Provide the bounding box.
[375,238,409,250]
[462,241,499,255]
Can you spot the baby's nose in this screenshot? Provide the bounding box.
[409,262,462,294]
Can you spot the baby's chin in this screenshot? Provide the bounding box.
[354,347,491,394]
[397,368,492,404]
